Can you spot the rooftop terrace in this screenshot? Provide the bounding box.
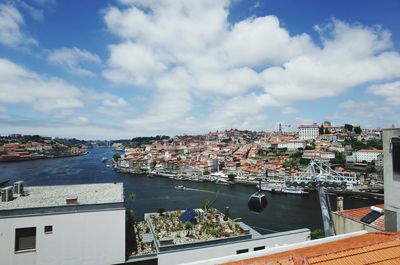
[144,208,259,252]
[0,182,124,211]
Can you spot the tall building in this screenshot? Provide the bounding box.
[383,128,400,232]
[298,125,320,140]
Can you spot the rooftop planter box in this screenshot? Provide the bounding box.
[145,208,251,252]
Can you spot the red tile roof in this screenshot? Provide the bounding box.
[221,232,400,265]
[335,204,385,231]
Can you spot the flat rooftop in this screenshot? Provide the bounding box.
[0,182,124,211]
[145,208,259,252]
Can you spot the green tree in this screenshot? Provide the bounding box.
[184,221,193,236]
[228,174,235,182]
[157,208,166,216]
[319,125,324,134]
[305,144,315,150]
[113,153,121,161]
[354,126,362,134]
[329,151,345,167]
[300,158,311,165]
[203,199,211,212]
[324,128,331,134]
[311,229,324,240]
[344,124,353,132]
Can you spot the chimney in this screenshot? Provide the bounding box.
[337,196,344,212]
[383,129,400,232]
[66,196,78,205]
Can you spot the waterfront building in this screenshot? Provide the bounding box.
[0,182,125,265]
[298,125,319,140]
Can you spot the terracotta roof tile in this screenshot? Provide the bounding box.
[308,239,400,265]
[220,232,400,265]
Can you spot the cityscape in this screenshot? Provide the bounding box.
[1,1,400,265]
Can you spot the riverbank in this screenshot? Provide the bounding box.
[114,165,261,186]
[0,147,382,234]
[0,152,89,163]
[328,190,384,200]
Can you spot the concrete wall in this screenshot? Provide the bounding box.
[383,129,400,232]
[0,209,125,265]
[157,229,310,265]
[331,213,379,235]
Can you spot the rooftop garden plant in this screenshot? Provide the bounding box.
[148,208,246,245]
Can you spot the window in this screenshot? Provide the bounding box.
[236,249,248,254]
[44,225,53,234]
[392,138,400,182]
[254,246,265,251]
[15,227,36,252]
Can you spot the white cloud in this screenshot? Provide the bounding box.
[281,106,298,115]
[101,1,400,135]
[367,81,400,105]
[103,97,128,108]
[261,20,400,102]
[18,1,44,21]
[336,99,397,128]
[103,42,166,85]
[67,116,89,125]
[0,58,83,112]
[222,16,316,67]
[47,47,101,77]
[0,4,37,48]
[83,90,130,109]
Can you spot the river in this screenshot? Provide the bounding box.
[0,147,381,234]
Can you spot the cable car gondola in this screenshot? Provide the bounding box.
[248,179,268,213]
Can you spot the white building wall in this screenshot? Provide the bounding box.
[0,209,125,265]
[157,229,310,265]
[354,151,383,162]
[298,127,319,140]
[383,129,400,232]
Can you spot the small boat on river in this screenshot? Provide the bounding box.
[175,185,186,190]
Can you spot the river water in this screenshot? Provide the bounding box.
[0,147,381,234]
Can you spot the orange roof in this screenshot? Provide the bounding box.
[335,204,385,231]
[356,149,384,153]
[221,232,400,265]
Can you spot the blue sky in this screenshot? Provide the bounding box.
[0,0,400,139]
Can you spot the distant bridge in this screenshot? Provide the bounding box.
[288,160,358,187]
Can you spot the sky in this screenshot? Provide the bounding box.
[0,0,400,139]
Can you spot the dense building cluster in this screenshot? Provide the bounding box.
[115,123,383,185]
[0,135,88,162]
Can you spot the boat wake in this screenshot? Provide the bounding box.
[181,187,234,198]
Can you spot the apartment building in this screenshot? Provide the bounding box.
[298,125,319,140]
[0,182,125,265]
